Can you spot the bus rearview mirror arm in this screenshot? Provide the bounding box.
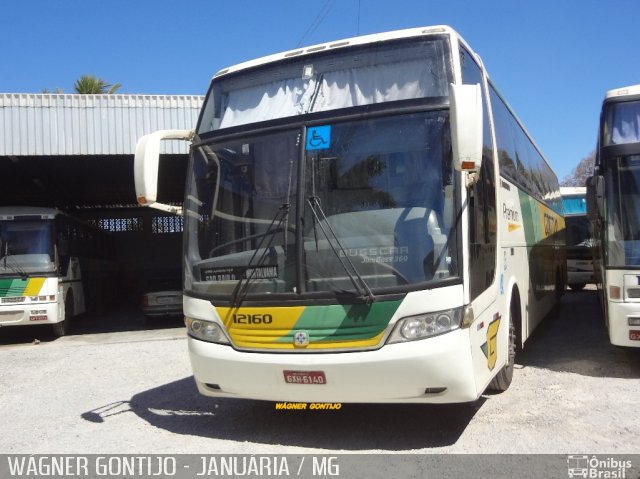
[134,129,195,216]
[450,83,483,187]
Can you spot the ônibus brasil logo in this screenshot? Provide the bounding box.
[567,455,633,478]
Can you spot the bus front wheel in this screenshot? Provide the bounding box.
[52,294,73,338]
[488,292,520,392]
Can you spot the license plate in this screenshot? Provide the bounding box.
[630,330,640,341]
[283,370,326,385]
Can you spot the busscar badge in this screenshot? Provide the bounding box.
[293,330,309,347]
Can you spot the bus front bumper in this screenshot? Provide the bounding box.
[607,301,640,347]
[188,329,479,404]
[0,301,60,327]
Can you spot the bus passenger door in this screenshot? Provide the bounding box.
[467,158,501,391]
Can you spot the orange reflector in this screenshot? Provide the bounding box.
[137,196,148,205]
[609,286,621,300]
[461,161,476,170]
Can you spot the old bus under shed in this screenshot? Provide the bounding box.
[0,93,203,310]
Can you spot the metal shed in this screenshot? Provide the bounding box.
[0,93,203,208]
[0,93,204,308]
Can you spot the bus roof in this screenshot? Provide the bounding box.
[605,84,640,100]
[212,25,461,80]
[560,187,586,197]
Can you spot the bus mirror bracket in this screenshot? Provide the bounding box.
[450,83,483,186]
[134,129,194,215]
[586,175,604,219]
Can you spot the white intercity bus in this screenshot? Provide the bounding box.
[588,84,640,347]
[135,25,565,403]
[0,207,115,337]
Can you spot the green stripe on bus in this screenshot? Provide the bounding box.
[518,189,537,245]
[275,300,402,343]
[0,278,29,297]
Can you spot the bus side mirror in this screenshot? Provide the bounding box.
[450,83,483,181]
[134,129,194,215]
[586,175,604,219]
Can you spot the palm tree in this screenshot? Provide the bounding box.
[73,75,121,94]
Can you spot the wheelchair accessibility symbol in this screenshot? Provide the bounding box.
[306,125,331,150]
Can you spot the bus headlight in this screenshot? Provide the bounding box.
[387,308,462,343]
[186,317,230,344]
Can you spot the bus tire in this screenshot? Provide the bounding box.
[555,269,564,302]
[52,294,73,338]
[488,292,520,392]
[569,283,585,291]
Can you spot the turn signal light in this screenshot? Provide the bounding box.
[609,286,621,300]
[461,161,476,170]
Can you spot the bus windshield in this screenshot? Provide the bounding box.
[604,155,640,266]
[198,37,452,133]
[0,219,56,275]
[185,110,458,299]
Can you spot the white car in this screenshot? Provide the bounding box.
[141,280,183,319]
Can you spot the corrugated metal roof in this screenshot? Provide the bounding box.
[0,93,204,156]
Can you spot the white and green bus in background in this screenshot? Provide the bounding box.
[0,207,116,337]
[560,186,594,290]
[588,84,640,347]
[135,25,565,403]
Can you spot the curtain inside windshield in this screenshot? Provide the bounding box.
[605,100,640,145]
[199,37,451,133]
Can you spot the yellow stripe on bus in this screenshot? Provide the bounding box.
[23,278,46,296]
[216,306,305,345]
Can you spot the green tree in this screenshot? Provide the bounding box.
[42,87,64,93]
[73,75,121,94]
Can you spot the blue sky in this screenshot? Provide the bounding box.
[3,0,639,181]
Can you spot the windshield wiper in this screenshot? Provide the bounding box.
[229,202,290,307]
[1,239,29,280]
[306,196,375,303]
[228,158,296,307]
